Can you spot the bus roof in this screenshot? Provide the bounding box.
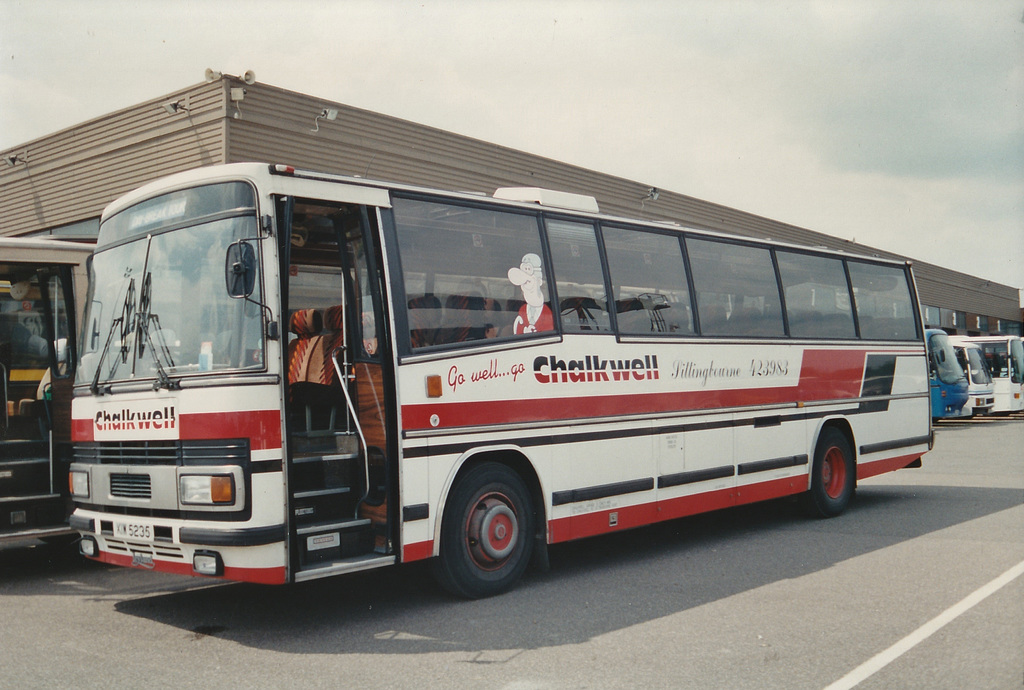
[99,162,913,269]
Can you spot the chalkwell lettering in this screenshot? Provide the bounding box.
[94,406,177,432]
[534,354,659,384]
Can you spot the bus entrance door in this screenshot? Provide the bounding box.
[283,200,389,576]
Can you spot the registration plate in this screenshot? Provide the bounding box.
[115,522,152,540]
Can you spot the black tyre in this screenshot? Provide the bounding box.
[803,427,855,518]
[432,462,534,599]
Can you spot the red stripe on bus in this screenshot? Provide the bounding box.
[72,417,94,442]
[87,549,286,584]
[796,348,868,400]
[548,475,806,544]
[179,410,282,451]
[857,452,924,480]
[402,540,434,562]
[403,349,872,431]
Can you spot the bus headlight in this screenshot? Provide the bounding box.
[80,536,98,557]
[179,475,235,505]
[69,471,90,499]
[193,550,224,576]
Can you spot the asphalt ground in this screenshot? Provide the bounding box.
[2,413,1021,689]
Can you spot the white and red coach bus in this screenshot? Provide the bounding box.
[69,164,931,597]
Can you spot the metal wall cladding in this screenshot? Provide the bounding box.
[1,78,1019,323]
[0,81,226,235]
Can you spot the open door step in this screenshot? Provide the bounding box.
[296,517,373,567]
[289,430,359,460]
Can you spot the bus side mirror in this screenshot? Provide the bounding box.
[226,242,256,298]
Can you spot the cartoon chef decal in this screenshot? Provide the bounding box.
[508,252,554,334]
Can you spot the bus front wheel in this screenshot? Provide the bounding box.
[432,462,534,599]
[803,427,855,518]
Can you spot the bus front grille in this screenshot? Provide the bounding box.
[74,439,250,466]
[109,473,152,499]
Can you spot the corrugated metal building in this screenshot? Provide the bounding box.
[2,74,1020,335]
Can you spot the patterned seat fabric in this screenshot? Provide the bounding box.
[321,305,346,385]
[407,295,442,348]
[288,307,347,433]
[288,308,327,386]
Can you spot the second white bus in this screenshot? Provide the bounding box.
[948,337,995,417]
[965,336,1024,414]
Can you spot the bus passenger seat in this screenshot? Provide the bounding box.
[288,308,341,432]
[288,309,325,386]
[442,292,496,343]
[321,305,346,384]
[407,295,442,348]
[699,304,729,334]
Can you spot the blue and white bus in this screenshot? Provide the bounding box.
[925,329,968,419]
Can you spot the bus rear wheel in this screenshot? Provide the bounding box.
[432,462,534,599]
[803,427,855,518]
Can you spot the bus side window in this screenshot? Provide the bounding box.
[847,261,918,340]
[391,197,548,350]
[776,251,855,339]
[603,225,694,335]
[686,237,784,337]
[546,219,610,333]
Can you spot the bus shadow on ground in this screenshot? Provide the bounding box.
[112,482,1023,656]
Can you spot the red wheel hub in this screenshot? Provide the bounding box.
[465,492,519,570]
[822,446,847,499]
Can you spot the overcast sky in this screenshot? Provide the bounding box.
[2,1,1022,294]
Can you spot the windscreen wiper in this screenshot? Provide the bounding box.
[136,272,179,390]
[90,277,135,396]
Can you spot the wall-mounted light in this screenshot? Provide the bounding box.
[162,100,190,115]
[231,87,247,119]
[4,153,25,167]
[640,187,660,214]
[311,108,338,132]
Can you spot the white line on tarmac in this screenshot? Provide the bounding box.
[823,558,1024,690]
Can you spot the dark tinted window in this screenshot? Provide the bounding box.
[391,197,550,349]
[686,238,784,337]
[546,219,611,333]
[847,261,918,340]
[603,226,693,335]
[776,251,855,338]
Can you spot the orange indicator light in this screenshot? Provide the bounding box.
[426,375,443,398]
